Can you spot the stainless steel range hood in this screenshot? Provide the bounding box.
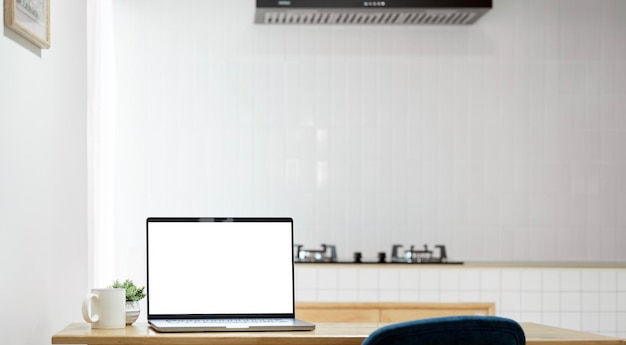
[255,0,492,25]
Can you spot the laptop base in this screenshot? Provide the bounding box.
[149,319,315,332]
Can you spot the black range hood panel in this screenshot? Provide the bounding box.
[255,0,492,25]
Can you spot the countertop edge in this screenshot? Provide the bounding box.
[295,261,626,268]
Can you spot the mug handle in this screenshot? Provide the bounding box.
[82,293,100,323]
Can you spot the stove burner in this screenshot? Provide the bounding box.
[294,244,337,262]
[391,244,448,263]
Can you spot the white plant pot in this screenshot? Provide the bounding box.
[125,301,141,325]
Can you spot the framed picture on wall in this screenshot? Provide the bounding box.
[3,0,50,49]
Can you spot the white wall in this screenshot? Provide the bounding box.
[109,0,626,269]
[0,1,87,344]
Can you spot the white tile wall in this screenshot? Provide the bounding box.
[111,0,626,265]
[295,266,626,338]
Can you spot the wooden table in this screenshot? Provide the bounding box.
[52,322,624,345]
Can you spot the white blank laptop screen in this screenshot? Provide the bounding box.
[147,219,294,316]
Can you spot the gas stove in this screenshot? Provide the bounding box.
[293,243,462,264]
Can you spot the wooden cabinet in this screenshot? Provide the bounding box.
[295,302,495,323]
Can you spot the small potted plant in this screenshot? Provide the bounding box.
[110,279,146,325]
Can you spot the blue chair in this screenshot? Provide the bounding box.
[362,316,525,345]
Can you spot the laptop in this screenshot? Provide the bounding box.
[146,217,315,332]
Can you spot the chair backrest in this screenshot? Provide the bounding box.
[361,316,525,345]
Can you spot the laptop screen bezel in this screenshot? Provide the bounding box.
[146,217,296,320]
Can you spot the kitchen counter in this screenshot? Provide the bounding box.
[296,261,464,265]
[295,261,626,268]
[294,261,626,337]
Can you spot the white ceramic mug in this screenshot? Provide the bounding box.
[82,288,125,329]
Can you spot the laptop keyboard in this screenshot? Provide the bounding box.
[167,318,289,324]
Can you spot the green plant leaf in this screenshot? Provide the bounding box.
[109,279,146,302]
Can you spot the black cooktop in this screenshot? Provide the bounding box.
[295,261,464,265]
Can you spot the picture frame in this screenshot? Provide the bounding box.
[4,0,50,49]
